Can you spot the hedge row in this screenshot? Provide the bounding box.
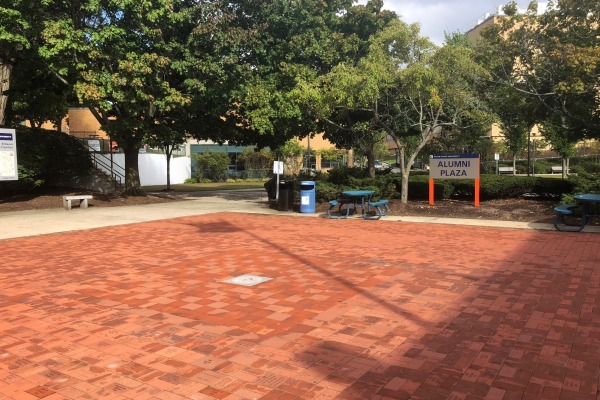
[299,173,574,203]
[0,127,92,195]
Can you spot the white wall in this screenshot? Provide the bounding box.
[95,153,191,186]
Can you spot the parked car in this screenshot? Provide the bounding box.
[374,160,390,171]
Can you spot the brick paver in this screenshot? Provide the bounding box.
[1,213,599,399]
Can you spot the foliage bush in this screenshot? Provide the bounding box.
[435,175,572,200]
[326,166,370,185]
[531,159,553,174]
[406,175,454,200]
[314,181,340,203]
[238,148,273,178]
[571,161,600,174]
[303,165,580,204]
[560,171,600,204]
[193,151,230,182]
[0,127,92,195]
[478,175,537,199]
[531,177,574,198]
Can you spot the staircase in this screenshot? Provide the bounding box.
[54,167,123,194]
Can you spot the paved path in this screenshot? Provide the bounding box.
[0,192,599,399]
[1,189,581,240]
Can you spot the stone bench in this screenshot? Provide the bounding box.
[63,195,93,210]
[551,166,568,174]
[498,167,514,174]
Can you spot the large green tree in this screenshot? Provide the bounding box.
[6,55,71,130]
[0,0,32,126]
[213,0,398,150]
[38,0,213,194]
[299,22,491,203]
[477,0,600,153]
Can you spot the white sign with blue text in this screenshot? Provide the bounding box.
[429,154,479,180]
[0,128,18,181]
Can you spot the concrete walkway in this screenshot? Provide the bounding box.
[1,191,599,399]
[2,189,589,240]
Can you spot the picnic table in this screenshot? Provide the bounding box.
[553,193,600,232]
[328,190,389,220]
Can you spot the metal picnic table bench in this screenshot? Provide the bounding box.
[327,190,389,220]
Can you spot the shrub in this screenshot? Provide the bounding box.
[312,166,577,204]
[441,175,571,200]
[0,127,93,195]
[407,175,454,200]
[532,159,553,174]
[238,148,273,178]
[571,162,600,174]
[326,166,369,185]
[565,171,600,197]
[531,177,573,198]
[314,181,340,203]
[193,151,229,182]
[478,175,536,199]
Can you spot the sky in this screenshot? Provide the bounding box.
[357,1,537,45]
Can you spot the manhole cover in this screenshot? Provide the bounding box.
[223,274,272,287]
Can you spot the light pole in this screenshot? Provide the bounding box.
[306,135,311,170]
[527,129,531,176]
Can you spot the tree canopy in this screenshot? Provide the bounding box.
[298,22,492,202]
[477,0,600,145]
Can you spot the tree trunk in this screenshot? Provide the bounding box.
[512,155,517,175]
[395,145,409,204]
[366,148,376,178]
[562,157,569,179]
[0,62,12,126]
[165,145,172,190]
[123,145,145,196]
[400,170,409,204]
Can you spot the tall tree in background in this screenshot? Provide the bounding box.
[493,87,538,175]
[477,0,599,155]
[299,22,491,202]
[217,0,399,150]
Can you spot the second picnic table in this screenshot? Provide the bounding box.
[554,193,600,231]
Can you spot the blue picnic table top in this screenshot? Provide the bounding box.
[574,194,600,203]
[342,190,375,198]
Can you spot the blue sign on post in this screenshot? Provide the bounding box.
[429,154,480,180]
[0,129,18,181]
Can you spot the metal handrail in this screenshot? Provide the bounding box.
[78,138,125,191]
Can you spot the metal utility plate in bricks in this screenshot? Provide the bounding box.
[223,274,272,287]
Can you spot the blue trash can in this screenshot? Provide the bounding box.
[299,181,316,213]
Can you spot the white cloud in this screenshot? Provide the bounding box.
[357,1,539,45]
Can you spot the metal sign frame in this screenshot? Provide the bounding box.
[429,154,480,207]
[0,128,18,181]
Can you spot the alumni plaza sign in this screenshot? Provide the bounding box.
[429,154,480,206]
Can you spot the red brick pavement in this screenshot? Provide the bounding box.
[1,213,599,399]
